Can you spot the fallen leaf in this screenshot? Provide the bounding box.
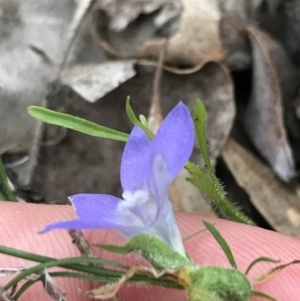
[137,0,224,66]
[95,0,182,32]
[61,60,137,102]
[0,266,31,277]
[222,137,300,238]
[243,26,296,182]
[43,269,67,301]
[0,0,76,184]
[91,0,224,67]
[0,285,14,301]
[253,260,300,285]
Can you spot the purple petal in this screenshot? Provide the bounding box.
[39,219,92,233]
[121,125,151,191]
[40,194,121,233]
[70,194,122,222]
[149,153,186,255]
[40,194,146,236]
[150,102,194,180]
[149,153,170,218]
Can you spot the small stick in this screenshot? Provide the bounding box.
[68,230,94,257]
[148,40,168,134]
[68,230,122,301]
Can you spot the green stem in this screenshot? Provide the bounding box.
[185,162,254,225]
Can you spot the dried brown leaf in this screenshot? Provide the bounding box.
[0,286,13,301]
[60,61,137,103]
[222,138,300,238]
[252,260,300,286]
[136,0,224,66]
[57,0,95,80]
[147,40,166,134]
[43,269,67,301]
[243,26,296,182]
[84,265,169,299]
[91,0,224,68]
[95,0,182,32]
[0,266,31,277]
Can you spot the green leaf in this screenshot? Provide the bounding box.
[125,98,154,139]
[97,234,191,270]
[245,257,279,275]
[28,106,129,142]
[125,96,140,125]
[192,100,254,225]
[0,157,15,201]
[193,99,215,178]
[203,221,237,269]
[251,290,277,301]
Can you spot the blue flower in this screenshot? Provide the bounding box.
[40,102,194,256]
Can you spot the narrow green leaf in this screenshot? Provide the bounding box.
[245,257,279,275]
[28,106,129,142]
[251,290,277,301]
[193,99,214,178]
[192,100,255,225]
[13,280,35,300]
[0,157,15,201]
[125,96,140,124]
[97,234,191,270]
[0,245,127,270]
[4,257,123,291]
[203,221,237,269]
[125,98,154,139]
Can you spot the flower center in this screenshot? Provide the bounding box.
[118,189,156,226]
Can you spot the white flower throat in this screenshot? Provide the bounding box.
[118,189,157,226]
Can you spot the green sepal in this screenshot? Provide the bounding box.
[28,106,128,142]
[185,266,251,301]
[96,234,191,270]
[203,221,237,269]
[251,290,277,301]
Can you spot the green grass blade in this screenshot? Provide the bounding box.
[28,106,129,142]
[203,221,237,269]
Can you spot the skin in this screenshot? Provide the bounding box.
[0,203,300,301]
